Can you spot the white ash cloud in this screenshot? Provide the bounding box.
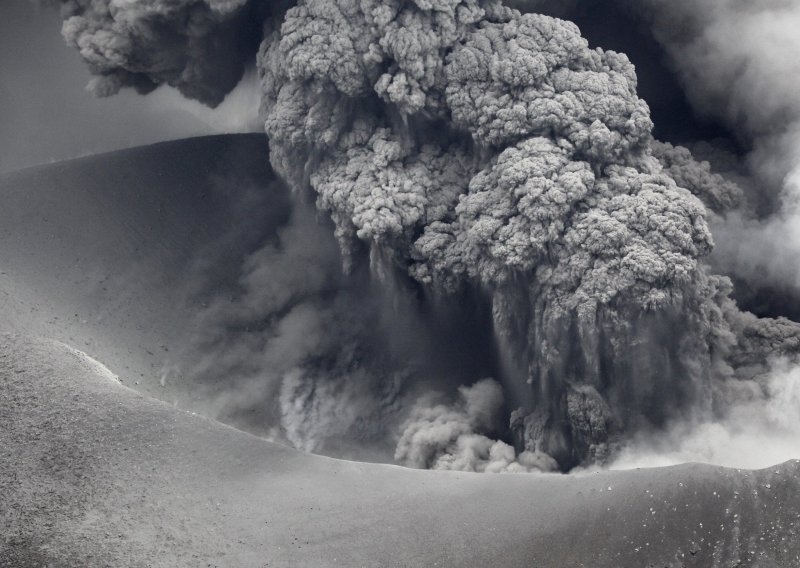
[709,172,800,300]
[632,0,800,147]
[606,306,800,470]
[164,67,264,134]
[610,357,800,471]
[42,0,800,470]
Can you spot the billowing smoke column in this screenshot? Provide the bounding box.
[47,0,800,470]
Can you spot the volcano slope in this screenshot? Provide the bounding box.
[3,333,800,567]
[1,137,800,567]
[0,134,290,403]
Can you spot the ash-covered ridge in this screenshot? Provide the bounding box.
[45,0,800,471]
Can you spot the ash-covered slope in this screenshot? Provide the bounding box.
[2,332,799,568]
[0,134,289,402]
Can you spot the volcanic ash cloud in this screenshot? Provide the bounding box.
[47,0,800,470]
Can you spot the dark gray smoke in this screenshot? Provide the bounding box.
[44,0,800,471]
[174,196,503,461]
[45,0,271,105]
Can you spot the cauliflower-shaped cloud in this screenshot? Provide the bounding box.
[444,13,653,160]
[414,139,712,316]
[311,121,473,265]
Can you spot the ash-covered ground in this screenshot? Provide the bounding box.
[3,332,800,567]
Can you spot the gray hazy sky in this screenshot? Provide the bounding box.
[0,0,262,173]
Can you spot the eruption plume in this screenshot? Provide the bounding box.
[44,0,800,471]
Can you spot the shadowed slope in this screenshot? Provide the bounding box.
[0,135,290,403]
